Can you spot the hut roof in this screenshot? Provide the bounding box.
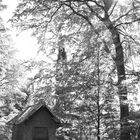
[7,101,61,126]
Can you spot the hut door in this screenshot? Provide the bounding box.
[33,127,49,140]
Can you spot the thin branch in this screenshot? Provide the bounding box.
[64,2,93,27]
[48,4,63,23]
[91,0,105,11]
[85,2,103,20]
[109,0,118,17]
[115,18,140,27]
[114,8,135,23]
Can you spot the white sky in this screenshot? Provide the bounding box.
[1,0,38,60]
[12,31,38,60]
[0,0,130,60]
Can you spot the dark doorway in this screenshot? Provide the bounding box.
[33,127,49,140]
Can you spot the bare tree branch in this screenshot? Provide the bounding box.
[64,2,93,27]
[114,8,137,23]
[115,18,140,27]
[109,0,118,17]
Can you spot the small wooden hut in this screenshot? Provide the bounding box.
[8,101,61,140]
[0,134,9,140]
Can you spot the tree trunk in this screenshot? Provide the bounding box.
[102,17,130,140]
[97,45,100,140]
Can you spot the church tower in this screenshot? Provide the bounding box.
[55,47,67,95]
[54,37,68,116]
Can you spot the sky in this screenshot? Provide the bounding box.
[1,0,38,60]
[0,0,129,60]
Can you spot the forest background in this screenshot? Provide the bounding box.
[0,0,140,140]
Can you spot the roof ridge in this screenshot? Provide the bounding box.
[7,101,61,126]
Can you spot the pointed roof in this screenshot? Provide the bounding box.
[7,101,61,127]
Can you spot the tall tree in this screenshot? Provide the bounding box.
[0,2,31,138]
[11,0,140,140]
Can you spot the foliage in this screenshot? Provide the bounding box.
[10,0,140,140]
[0,1,27,138]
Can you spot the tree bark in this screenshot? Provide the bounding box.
[102,17,130,140]
[97,45,101,140]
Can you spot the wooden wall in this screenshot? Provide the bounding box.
[12,107,57,140]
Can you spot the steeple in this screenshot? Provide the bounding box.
[54,37,68,115]
[57,46,67,62]
[56,35,67,85]
[55,45,67,95]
